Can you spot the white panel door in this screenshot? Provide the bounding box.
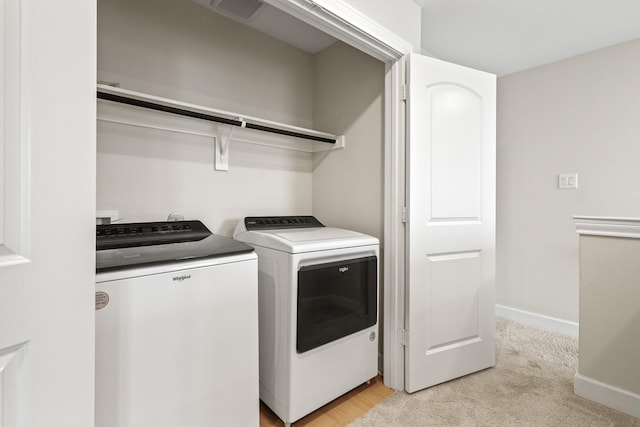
[405,53,496,393]
[0,0,96,425]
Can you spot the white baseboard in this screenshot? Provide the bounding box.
[574,373,640,419]
[495,304,579,338]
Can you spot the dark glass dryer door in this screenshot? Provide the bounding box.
[296,256,377,353]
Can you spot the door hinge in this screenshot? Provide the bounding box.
[402,84,408,102]
[401,206,407,223]
[399,328,410,347]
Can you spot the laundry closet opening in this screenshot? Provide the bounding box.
[97,0,386,357]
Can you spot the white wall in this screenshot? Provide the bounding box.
[97,0,317,235]
[496,39,640,323]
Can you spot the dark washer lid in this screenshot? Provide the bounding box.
[96,220,254,273]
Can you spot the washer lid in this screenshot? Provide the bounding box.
[234,226,378,253]
[96,221,254,272]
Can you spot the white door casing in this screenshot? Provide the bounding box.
[405,53,496,392]
[262,0,411,390]
[0,0,96,425]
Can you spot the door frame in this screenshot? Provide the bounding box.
[263,0,411,390]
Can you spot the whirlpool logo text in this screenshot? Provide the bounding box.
[173,274,191,282]
[338,266,349,273]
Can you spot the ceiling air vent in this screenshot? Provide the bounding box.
[211,0,265,22]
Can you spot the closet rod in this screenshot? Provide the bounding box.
[97,91,337,145]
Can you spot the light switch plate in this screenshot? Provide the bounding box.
[558,173,578,189]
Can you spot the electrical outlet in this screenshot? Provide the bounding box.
[558,174,578,189]
[96,209,120,225]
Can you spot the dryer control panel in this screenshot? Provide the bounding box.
[244,216,324,231]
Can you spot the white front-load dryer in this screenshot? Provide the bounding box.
[234,216,379,426]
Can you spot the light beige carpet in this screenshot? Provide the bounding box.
[350,318,640,427]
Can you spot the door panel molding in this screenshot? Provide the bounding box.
[0,342,30,426]
[427,83,483,222]
[426,250,482,349]
[1,0,31,267]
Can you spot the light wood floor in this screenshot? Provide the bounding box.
[259,375,394,427]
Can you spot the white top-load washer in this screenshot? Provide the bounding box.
[95,220,259,427]
[234,216,379,426]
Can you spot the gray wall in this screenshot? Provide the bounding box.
[97,0,384,239]
[97,0,316,235]
[578,234,640,397]
[312,42,385,239]
[496,39,640,322]
[98,0,315,127]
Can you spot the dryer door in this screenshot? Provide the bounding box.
[296,255,377,353]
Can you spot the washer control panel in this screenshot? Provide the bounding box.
[244,216,324,231]
[97,220,211,250]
